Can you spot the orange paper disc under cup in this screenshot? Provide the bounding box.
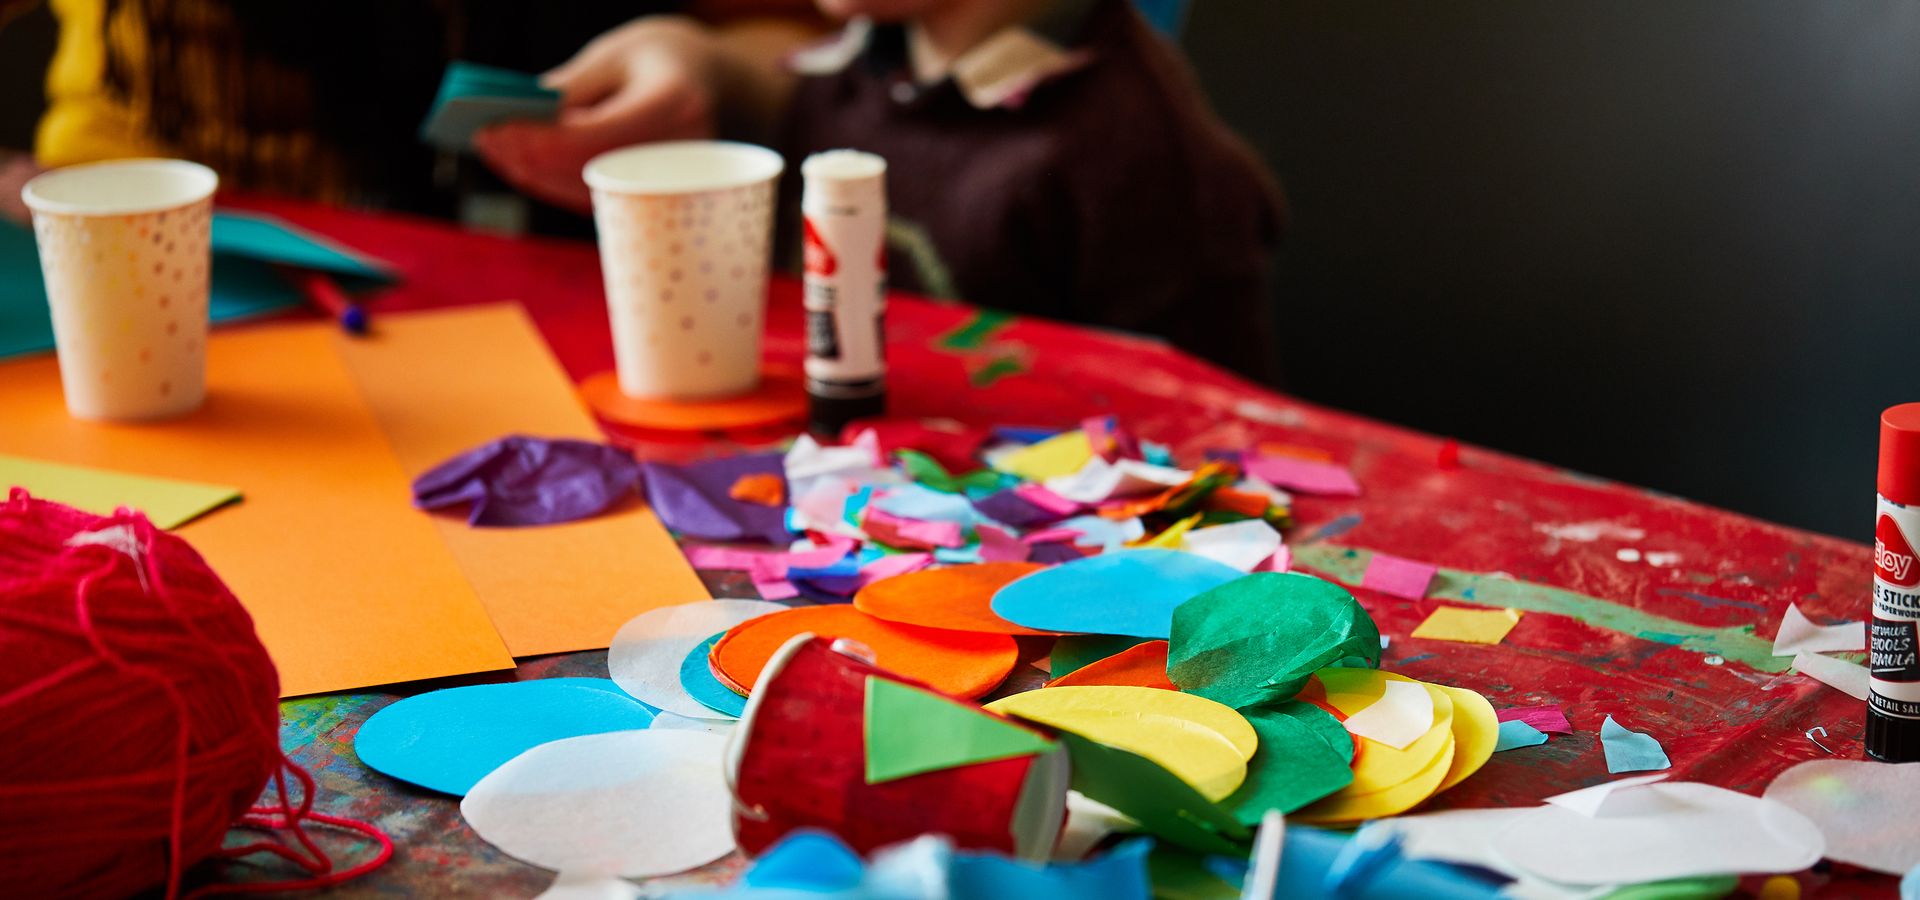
[712,605,1018,699]
[580,367,807,432]
[852,562,1053,635]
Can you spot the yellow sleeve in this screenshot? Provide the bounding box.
[34,0,170,166]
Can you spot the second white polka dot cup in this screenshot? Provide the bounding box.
[22,159,218,421]
[584,141,783,400]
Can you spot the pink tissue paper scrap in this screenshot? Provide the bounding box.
[1495,705,1573,734]
[1362,553,1439,600]
[1244,454,1361,497]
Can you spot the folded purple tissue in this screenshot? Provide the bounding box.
[413,435,643,527]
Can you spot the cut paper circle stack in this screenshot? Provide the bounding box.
[606,599,788,719]
[1290,668,1496,824]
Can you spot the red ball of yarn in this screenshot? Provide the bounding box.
[0,490,281,898]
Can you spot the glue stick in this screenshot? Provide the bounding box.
[1869,402,1920,761]
[800,150,888,435]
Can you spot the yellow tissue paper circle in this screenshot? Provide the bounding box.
[987,685,1255,801]
[1291,669,1461,823]
[1295,734,1457,825]
[1313,670,1456,794]
[1435,684,1497,792]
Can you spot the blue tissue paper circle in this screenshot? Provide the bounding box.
[355,677,656,795]
[990,548,1244,638]
[681,632,748,717]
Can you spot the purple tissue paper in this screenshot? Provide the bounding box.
[413,435,642,527]
[640,452,793,544]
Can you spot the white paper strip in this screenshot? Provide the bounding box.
[461,729,737,879]
[1792,651,1870,701]
[1771,603,1866,656]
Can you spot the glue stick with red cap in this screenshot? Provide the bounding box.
[1868,402,1920,761]
[800,149,888,436]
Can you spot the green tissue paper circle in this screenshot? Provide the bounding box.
[1224,700,1356,823]
[1167,572,1381,709]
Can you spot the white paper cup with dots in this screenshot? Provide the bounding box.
[22,158,218,421]
[584,141,783,400]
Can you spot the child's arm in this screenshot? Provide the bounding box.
[475,12,823,212]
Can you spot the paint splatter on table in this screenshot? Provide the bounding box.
[206,199,1881,896]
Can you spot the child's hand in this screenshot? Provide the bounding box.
[475,15,720,212]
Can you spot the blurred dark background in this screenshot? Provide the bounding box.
[1182,1,1920,540]
[3,2,1916,539]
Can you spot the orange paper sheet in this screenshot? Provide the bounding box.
[331,304,709,656]
[0,323,514,696]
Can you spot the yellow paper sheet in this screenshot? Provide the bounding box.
[991,430,1093,482]
[0,323,515,696]
[331,304,709,656]
[0,453,240,528]
[1411,606,1523,645]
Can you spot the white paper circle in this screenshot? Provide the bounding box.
[608,599,786,718]
[1765,759,1920,875]
[1492,782,1824,885]
[460,729,736,878]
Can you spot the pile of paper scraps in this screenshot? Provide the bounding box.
[351,417,1911,899]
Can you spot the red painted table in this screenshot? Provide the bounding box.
[221,198,1883,897]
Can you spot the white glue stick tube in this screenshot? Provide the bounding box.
[800,150,888,434]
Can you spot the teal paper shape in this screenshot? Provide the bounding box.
[1495,720,1550,752]
[1600,715,1671,773]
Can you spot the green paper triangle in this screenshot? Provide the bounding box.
[863,676,1055,784]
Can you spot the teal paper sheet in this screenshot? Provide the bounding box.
[0,211,394,362]
[419,61,562,152]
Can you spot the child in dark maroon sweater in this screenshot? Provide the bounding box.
[481,0,1282,378]
[782,0,1284,379]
